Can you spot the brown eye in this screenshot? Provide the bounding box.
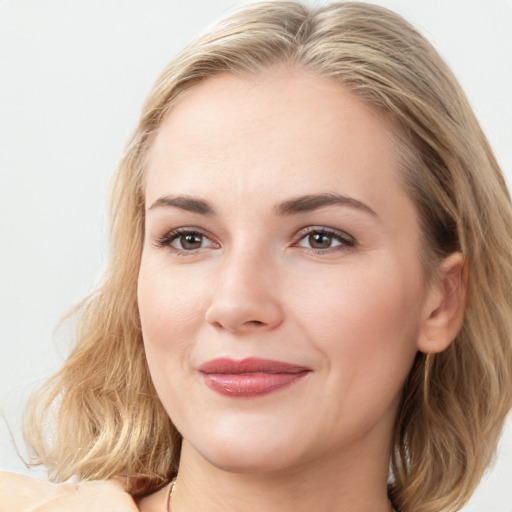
[308,232,333,249]
[156,228,218,254]
[176,233,204,250]
[297,228,354,253]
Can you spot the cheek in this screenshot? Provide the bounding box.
[296,254,422,333]
[137,256,216,428]
[137,255,210,382]
[292,256,423,397]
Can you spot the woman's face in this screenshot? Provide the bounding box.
[138,69,431,474]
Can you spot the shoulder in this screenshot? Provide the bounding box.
[0,471,139,511]
[0,471,60,511]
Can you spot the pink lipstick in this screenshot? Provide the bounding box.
[198,357,310,398]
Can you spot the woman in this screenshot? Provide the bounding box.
[2,2,511,511]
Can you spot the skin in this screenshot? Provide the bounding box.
[0,472,139,512]
[136,68,465,512]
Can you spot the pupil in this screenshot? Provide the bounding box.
[309,233,331,248]
[182,234,202,249]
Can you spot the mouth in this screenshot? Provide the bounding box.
[198,357,311,398]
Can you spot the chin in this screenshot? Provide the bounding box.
[183,422,313,474]
[200,445,301,474]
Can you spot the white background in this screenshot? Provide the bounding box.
[1,1,511,510]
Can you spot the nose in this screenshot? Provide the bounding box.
[205,247,284,333]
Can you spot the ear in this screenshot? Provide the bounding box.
[417,252,468,354]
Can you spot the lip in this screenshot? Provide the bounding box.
[198,357,311,398]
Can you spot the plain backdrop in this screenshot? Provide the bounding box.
[1,1,511,510]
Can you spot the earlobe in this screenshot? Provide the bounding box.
[417,253,468,354]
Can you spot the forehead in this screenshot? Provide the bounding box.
[145,69,406,219]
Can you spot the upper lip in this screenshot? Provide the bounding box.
[198,357,310,374]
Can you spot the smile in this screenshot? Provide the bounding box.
[198,357,311,398]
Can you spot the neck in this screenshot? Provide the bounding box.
[171,432,393,512]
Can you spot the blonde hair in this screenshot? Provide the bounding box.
[24,2,512,511]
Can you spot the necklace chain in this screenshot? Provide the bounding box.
[166,478,177,512]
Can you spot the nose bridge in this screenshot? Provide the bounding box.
[205,238,283,332]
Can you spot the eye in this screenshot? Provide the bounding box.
[302,232,340,249]
[155,228,217,253]
[296,227,355,252]
[173,232,207,250]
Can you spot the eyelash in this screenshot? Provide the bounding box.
[294,226,356,254]
[154,227,217,255]
[154,226,356,256]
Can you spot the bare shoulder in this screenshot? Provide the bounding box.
[0,471,139,511]
[0,471,59,510]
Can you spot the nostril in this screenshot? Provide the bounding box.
[246,320,264,327]
[205,298,284,332]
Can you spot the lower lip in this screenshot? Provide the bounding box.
[202,372,309,398]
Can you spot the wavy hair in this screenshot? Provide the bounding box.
[24,3,512,511]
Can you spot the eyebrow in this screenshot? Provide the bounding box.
[148,192,377,218]
[274,193,377,217]
[148,195,217,215]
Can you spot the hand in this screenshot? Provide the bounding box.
[0,471,140,511]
